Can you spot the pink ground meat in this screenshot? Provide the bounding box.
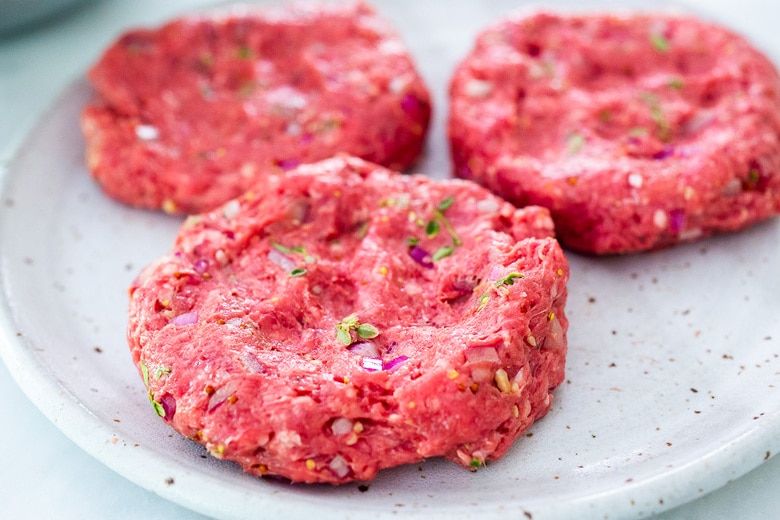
[82,2,431,214]
[127,155,569,484]
[449,12,780,254]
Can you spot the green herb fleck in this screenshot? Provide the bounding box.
[273,241,314,263]
[140,362,166,417]
[289,268,307,277]
[336,327,352,345]
[356,323,380,339]
[639,92,659,105]
[639,92,671,142]
[272,242,294,255]
[425,220,440,238]
[238,81,256,97]
[407,237,420,247]
[477,292,490,312]
[667,77,684,90]
[469,458,483,469]
[141,362,150,387]
[236,45,254,59]
[152,400,166,417]
[356,221,370,240]
[650,33,670,52]
[336,313,380,345]
[437,196,455,212]
[650,105,671,142]
[432,245,454,261]
[628,127,649,137]
[496,272,524,287]
[155,367,172,379]
[431,202,462,247]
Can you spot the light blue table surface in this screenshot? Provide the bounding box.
[1,1,778,518]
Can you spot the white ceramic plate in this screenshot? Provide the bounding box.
[1,1,779,519]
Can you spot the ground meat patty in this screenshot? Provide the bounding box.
[82,2,431,214]
[448,12,780,254]
[127,155,569,484]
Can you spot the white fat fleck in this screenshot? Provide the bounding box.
[286,121,302,136]
[277,430,302,447]
[215,249,228,266]
[465,79,493,98]
[549,77,565,91]
[529,62,546,79]
[331,418,353,436]
[476,198,500,213]
[135,124,159,141]
[628,173,644,189]
[329,455,350,478]
[721,178,741,196]
[222,199,241,220]
[683,109,714,135]
[267,248,295,271]
[378,38,405,55]
[389,76,409,94]
[225,317,244,330]
[267,86,307,110]
[653,209,668,229]
[402,281,422,297]
[240,162,256,179]
[395,193,410,208]
[679,228,703,241]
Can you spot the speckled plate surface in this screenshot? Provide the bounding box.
[1,1,779,519]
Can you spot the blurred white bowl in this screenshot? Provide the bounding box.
[0,0,94,34]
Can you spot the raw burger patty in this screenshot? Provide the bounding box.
[128,155,569,484]
[449,12,780,254]
[82,1,431,214]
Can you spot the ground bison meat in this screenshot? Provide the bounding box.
[127,155,569,484]
[82,2,431,214]
[449,11,780,254]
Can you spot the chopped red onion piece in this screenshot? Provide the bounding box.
[682,109,714,135]
[652,145,675,160]
[329,455,350,478]
[383,356,408,371]
[400,93,420,114]
[172,311,198,326]
[207,381,238,412]
[193,258,209,274]
[669,209,686,234]
[457,162,474,180]
[361,356,383,372]
[241,352,265,374]
[464,345,500,364]
[277,158,300,171]
[470,366,492,382]
[543,317,565,350]
[409,246,433,268]
[267,248,296,271]
[160,393,176,421]
[347,341,380,357]
[331,417,353,436]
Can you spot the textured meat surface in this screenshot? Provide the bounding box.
[127,155,569,484]
[82,2,431,214]
[449,12,780,254]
